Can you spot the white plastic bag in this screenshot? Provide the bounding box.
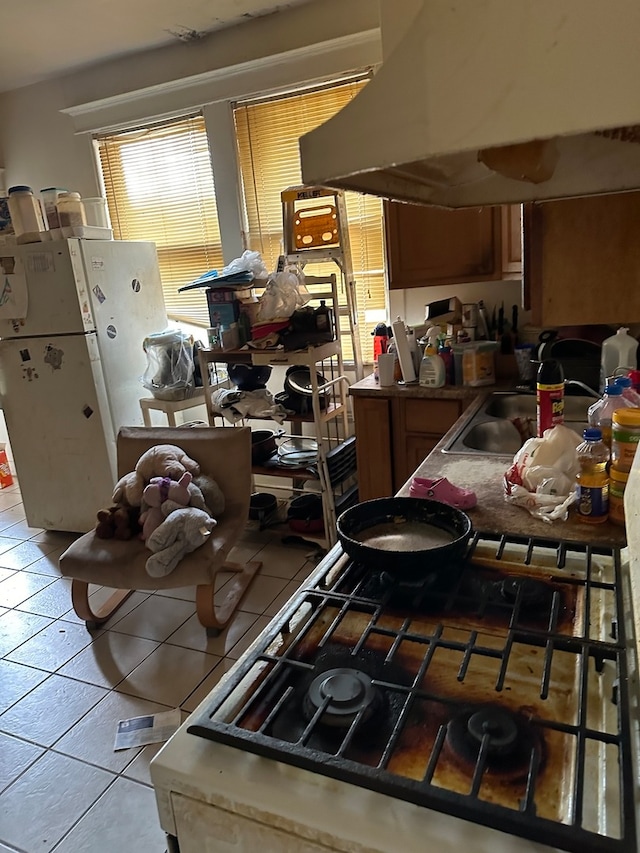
[142,329,195,401]
[504,424,582,522]
[222,250,269,280]
[256,268,311,322]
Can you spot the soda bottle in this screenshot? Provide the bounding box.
[587,384,632,448]
[536,359,564,436]
[575,427,610,524]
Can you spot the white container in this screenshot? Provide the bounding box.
[419,350,445,387]
[600,327,639,390]
[8,185,45,242]
[377,352,396,386]
[56,192,86,228]
[40,187,67,230]
[82,197,110,229]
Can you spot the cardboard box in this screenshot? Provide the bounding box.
[206,294,240,328]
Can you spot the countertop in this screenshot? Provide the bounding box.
[348,373,483,401]
[396,395,627,549]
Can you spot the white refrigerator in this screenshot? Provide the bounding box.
[0,239,168,532]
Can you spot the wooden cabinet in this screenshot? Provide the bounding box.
[524,191,640,326]
[384,202,521,289]
[353,393,467,499]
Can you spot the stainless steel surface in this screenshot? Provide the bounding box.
[445,392,592,455]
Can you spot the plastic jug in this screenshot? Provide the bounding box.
[587,384,632,448]
[600,328,639,390]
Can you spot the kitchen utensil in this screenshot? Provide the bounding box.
[250,428,284,464]
[336,497,472,581]
[287,493,325,534]
[228,363,272,391]
[249,492,278,521]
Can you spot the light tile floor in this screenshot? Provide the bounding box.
[0,477,319,853]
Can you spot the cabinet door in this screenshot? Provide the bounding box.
[384,201,502,288]
[501,204,522,276]
[524,191,640,326]
[391,398,463,491]
[353,396,393,500]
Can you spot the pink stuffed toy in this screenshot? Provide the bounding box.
[140,472,192,542]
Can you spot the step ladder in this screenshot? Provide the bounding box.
[281,186,364,381]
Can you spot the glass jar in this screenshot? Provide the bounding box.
[611,407,640,473]
[609,466,629,527]
[7,185,45,240]
[56,192,86,228]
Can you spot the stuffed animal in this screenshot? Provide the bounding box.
[192,474,225,517]
[112,444,200,507]
[95,505,141,540]
[145,507,216,577]
[139,472,192,541]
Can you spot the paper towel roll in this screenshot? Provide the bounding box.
[391,320,417,383]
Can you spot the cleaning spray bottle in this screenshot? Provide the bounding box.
[419,327,445,387]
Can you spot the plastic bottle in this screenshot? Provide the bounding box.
[600,328,639,390]
[7,185,45,240]
[614,375,640,406]
[536,359,564,436]
[628,369,640,394]
[56,192,86,229]
[575,427,610,524]
[587,384,632,448]
[438,340,454,385]
[40,187,67,230]
[419,342,446,387]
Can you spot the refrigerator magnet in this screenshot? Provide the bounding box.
[92,284,106,303]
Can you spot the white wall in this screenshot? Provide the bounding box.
[0,0,379,196]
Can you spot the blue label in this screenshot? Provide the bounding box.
[577,485,609,518]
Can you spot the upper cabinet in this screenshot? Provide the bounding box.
[384,202,521,289]
[524,191,640,326]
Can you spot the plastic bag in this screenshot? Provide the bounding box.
[504,424,582,522]
[142,329,195,401]
[222,250,268,280]
[256,268,312,322]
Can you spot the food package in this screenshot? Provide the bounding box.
[504,424,582,522]
[0,443,14,489]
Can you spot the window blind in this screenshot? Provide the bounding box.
[97,115,222,326]
[234,81,386,363]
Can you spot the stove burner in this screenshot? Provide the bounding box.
[500,577,549,609]
[466,706,519,757]
[446,704,541,779]
[303,668,379,728]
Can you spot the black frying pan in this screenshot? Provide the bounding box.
[336,497,472,582]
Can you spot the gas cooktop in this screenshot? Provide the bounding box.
[188,533,637,853]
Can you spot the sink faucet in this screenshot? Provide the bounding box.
[564,379,600,398]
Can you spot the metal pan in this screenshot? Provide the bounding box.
[336,497,472,582]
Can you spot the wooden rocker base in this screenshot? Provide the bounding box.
[196,559,262,636]
[71,559,262,634]
[71,580,134,630]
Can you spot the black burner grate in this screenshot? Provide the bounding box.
[187,533,637,853]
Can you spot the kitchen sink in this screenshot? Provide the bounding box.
[444,392,593,456]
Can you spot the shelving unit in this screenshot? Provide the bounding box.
[198,333,357,547]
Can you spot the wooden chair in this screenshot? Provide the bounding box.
[59,426,261,635]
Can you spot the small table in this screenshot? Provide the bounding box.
[139,390,207,427]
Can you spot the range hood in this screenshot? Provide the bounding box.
[300,0,640,208]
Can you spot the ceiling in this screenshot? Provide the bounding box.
[0,0,313,94]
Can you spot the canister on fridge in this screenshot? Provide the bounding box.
[8,185,45,242]
[56,192,86,228]
[40,187,67,230]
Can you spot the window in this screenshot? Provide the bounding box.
[234,80,386,363]
[97,114,222,325]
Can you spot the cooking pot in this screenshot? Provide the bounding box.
[228,363,272,391]
[336,497,472,583]
[251,428,284,464]
[249,492,278,521]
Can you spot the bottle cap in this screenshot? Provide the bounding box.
[8,185,33,194]
[583,427,603,441]
[605,384,623,395]
[615,376,632,387]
